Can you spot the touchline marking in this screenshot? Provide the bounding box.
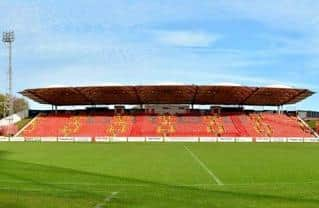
[184,145,224,186]
[95,192,119,208]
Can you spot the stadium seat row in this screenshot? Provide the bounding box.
[20,112,315,138]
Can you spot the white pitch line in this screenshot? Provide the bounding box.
[184,145,224,186]
[94,203,104,208]
[104,192,118,202]
[95,192,119,208]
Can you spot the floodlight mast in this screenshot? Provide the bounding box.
[2,31,15,117]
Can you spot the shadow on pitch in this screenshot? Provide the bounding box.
[0,157,318,207]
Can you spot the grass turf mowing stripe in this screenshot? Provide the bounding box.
[2,181,319,189]
[183,145,224,186]
[2,143,319,207]
[0,182,149,187]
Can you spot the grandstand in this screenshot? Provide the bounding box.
[2,84,319,208]
[15,84,317,140]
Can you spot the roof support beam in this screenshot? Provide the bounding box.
[281,89,308,106]
[27,91,51,105]
[19,86,314,106]
[191,86,199,105]
[133,87,143,105]
[70,88,94,105]
[240,88,260,105]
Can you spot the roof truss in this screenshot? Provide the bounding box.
[20,85,314,106]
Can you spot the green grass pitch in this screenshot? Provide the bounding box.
[0,142,319,208]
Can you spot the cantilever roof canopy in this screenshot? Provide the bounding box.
[20,85,314,106]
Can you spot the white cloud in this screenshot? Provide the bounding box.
[155,30,220,47]
[1,0,318,109]
[216,0,319,31]
[0,2,42,33]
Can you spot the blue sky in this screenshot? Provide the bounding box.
[0,0,319,110]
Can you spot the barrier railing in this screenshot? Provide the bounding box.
[1,136,318,143]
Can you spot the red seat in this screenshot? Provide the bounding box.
[21,112,315,138]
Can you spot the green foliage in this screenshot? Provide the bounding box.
[307,120,317,129]
[0,143,319,207]
[0,94,6,118]
[15,118,32,130]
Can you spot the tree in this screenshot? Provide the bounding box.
[0,93,29,119]
[13,97,29,113]
[0,94,6,118]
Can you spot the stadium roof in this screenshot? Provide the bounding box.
[20,85,314,106]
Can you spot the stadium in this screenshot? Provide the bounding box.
[1,83,319,207]
[14,84,317,140]
[2,1,319,208]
